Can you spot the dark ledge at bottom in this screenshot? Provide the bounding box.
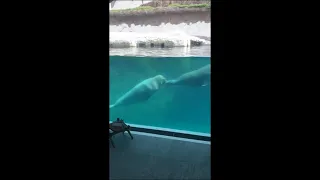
[130,126,211,142]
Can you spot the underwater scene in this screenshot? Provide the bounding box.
[109,55,211,133]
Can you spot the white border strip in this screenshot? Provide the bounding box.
[109,121,211,137]
[131,131,211,145]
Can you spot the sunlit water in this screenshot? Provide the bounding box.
[109,47,211,133]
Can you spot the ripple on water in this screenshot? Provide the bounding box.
[109,46,211,57]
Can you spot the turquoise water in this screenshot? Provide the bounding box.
[109,56,211,133]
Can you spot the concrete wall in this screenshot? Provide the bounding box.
[110,132,211,179]
[110,10,211,37]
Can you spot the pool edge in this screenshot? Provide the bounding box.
[109,121,211,142]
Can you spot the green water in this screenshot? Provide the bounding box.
[109,56,211,133]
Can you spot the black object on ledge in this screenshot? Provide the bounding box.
[109,118,133,148]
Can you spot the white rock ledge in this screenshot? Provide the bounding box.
[110,31,210,48]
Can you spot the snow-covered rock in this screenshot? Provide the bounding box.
[109,31,210,48]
